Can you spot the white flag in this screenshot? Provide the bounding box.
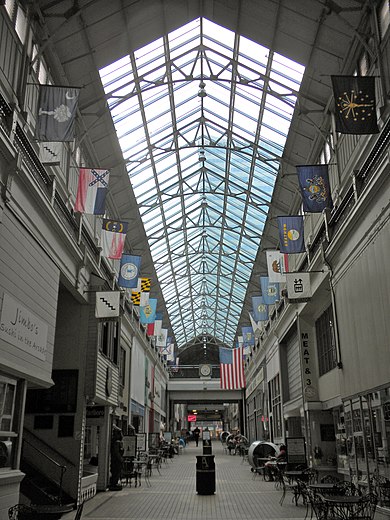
[140,291,150,306]
[156,328,168,347]
[266,250,289,282]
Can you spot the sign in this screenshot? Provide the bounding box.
[188,414,197,422]
[299,317,318,401]
[148,432,160,449]
[164,432,172,443]
[136,433,146,451]
[122,435,137,458]
[286,272,311,300]
[86,406,105,419]
[0,293,48,360]
[286,437,306,464]
[95,291,120,318]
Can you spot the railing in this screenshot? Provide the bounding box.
[22,432,70,505]
[168,365,220,378]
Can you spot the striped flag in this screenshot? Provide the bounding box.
[74,168,110,215]
[219,346,246,390]
[131,291,140,306]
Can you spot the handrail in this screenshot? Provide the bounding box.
[22,435,68,505]
[23,427,75,467]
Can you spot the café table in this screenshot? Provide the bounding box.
[320,494,367,520]
[284,470,307,483]
[309,482,341,496]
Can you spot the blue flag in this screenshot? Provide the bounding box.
[242,326,255,347]
[331,75,379,135]
[260,276,280,305]
[252,296,269,322]
[118,255,141,288]
[278,216,305,254]
[140,298,157,324]
[297,165,333,213]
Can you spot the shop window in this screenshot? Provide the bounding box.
[15,4,27,44]
[315,305,337,376]
[26,370,78,413]
[99,320,120,365]
[5,0,16,20]
[269,375,282,438]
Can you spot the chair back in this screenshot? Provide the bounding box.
[320,474,340,484]
[351,492,377,520]
[307,489,328,520]
[303,468,319,484]
[336,480,360,496]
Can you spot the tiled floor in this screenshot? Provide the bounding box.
[63,442,312,520]
[62,443,390,520]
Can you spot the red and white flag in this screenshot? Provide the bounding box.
[266,250,289,282]
[75,168,110,215]
[219,346,246,390]
[101,219,128,259]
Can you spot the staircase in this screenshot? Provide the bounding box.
[21,429,76,511]
[20,459,74,507]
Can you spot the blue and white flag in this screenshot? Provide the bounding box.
[260,276,280,305]
[118,255,141,288]
[252,296,269,322]
[278,216,305,254]
[297,164,333,213]
[140,298,157,324]
[242,326,255,347]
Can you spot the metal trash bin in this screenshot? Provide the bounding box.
[196,454,216,495]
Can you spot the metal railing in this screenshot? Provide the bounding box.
[22,435,68,505]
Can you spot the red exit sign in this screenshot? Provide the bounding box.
[188,414,197,422]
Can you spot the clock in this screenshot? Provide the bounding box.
[304,386,317,399]
[199,364,211,377]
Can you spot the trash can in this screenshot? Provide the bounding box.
[203,439,212,455]
[196,454,216,495]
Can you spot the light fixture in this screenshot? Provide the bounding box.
[198,81,207,97]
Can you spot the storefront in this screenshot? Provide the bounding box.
[334,385,390,509]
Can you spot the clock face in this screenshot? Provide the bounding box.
[304,386,317,399]
[200,364,211,377]
[120,262,138,280]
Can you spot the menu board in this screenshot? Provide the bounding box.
[136,433,146,451]
[122,435,137,458]
[286,437,306,464]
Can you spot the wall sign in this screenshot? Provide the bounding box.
[0,293,48,360]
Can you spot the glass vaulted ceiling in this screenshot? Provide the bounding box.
[100,17,304,349]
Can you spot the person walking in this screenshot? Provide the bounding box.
[193,426,200,447]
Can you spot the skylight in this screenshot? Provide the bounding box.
[100,17,304,348]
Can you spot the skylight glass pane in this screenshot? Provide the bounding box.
[100,16,304,349]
